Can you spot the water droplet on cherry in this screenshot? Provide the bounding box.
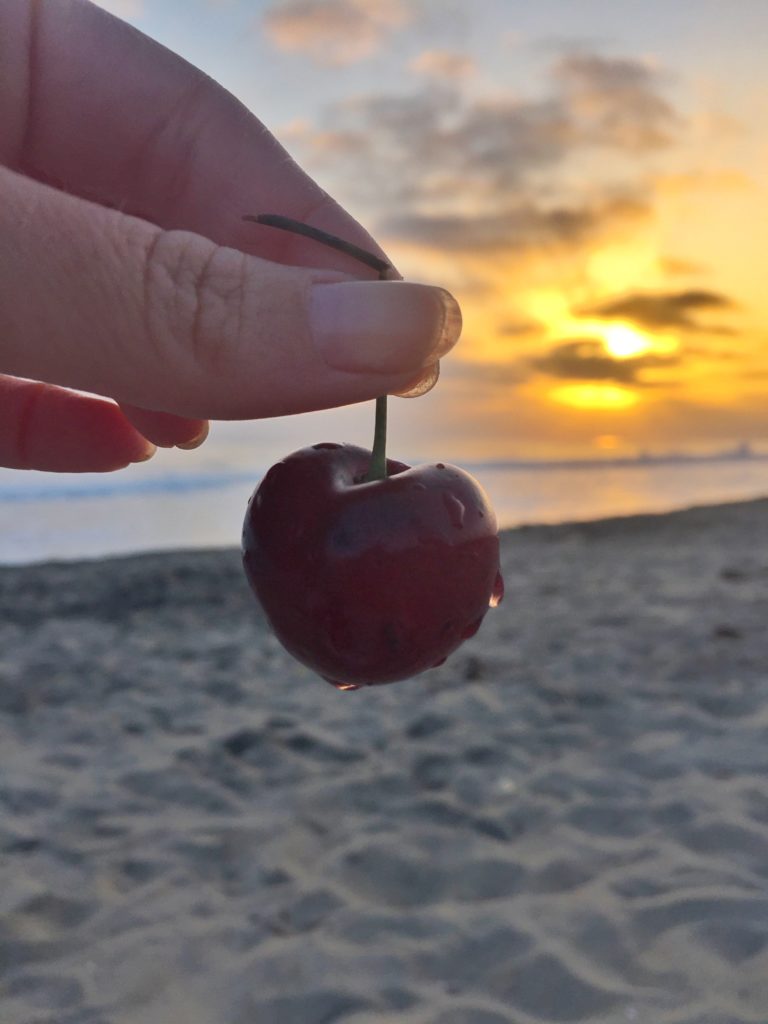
[312,442,342,450]
[436,462,445,470]
[489,571,505,608]
[442,492,466,529]
[325,678,361,691]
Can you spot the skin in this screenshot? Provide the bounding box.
[0,0,458,473]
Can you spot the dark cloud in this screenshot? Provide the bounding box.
[498,318,544,338]
[378,196,647,252]
[450,98,571,188]
[553,54,681,151]
[439,357,530,387]
[584,289,738,333]
[533,338,678,384]
[307,87,569,202]
[291,50,681,253]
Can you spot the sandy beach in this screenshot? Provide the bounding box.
[1,497,768,1024]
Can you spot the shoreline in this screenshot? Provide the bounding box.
[2,492,767,573]
[2,457,767,567]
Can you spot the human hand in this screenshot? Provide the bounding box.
[0,0,461,473]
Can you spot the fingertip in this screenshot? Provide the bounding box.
[131,443,157,463]
[119,404,209,449]
[175,421,209,451]
[0,379,162,473]
[392,362,441,398]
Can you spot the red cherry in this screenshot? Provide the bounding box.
[242,443,502,688]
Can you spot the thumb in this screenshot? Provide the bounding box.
[0,167,461,419]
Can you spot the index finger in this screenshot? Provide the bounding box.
[0,0,390,275]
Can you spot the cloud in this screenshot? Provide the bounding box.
[553,53,681,151]
[533,339,678,384]
[263,0,410,66]
[498,319,544,338]
[289,49,682,259]
[305,87,573,200]
[379,196,647,253]
[584,289,738,333]
[410,49,475,81]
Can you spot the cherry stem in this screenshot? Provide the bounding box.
[364,395,388,482]
[243,214,391,275]
[245,212,391,482]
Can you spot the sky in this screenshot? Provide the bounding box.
[93,0,768,463]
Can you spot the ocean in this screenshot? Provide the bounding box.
[1,452,767,566]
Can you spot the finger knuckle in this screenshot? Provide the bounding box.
[141,230,248,385]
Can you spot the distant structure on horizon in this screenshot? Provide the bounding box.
[471,441,767,472]
[636,441,759,465]
[725,441,755,460]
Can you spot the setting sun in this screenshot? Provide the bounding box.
[256,1,767,463]
[27,0,767,472]
[600,323,654,359]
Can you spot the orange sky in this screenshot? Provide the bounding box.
[338,60,768,460]
[98,0,768,462]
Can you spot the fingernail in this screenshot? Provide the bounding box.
[176,422,210,451]
[393,362,441,398]
[311,281,461,374]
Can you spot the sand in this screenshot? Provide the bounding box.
[1,497,768,1024]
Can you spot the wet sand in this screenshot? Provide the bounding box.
[1,498,768,1024]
